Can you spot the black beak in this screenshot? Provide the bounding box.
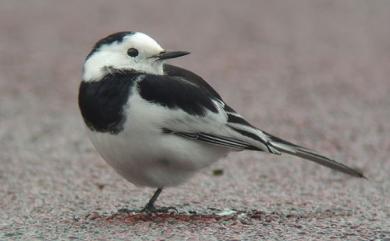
[156,51,190,60]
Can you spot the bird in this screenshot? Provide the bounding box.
[78,31,364,213]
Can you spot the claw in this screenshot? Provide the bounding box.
[142,204,178,214]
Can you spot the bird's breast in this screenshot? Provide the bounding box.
[78,71,140,134]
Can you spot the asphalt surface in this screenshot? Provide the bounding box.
[1,1,389,240]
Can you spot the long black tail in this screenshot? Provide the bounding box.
[265,134,365,178]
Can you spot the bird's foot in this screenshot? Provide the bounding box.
[117,205,178,214]
[141,203,178,214]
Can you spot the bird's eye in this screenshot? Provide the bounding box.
[127,48,139,57]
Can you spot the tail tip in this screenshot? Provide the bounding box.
[351,168,366,179]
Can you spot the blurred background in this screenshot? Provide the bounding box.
[1,0,389,240]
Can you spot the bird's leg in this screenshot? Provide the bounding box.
[141,188,178,213]
[117,188,178,214]
[142,188,162,211]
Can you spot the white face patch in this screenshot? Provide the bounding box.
[83,32,165,82]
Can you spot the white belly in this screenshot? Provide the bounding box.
[85,87,233,187]
[87,127,228,187]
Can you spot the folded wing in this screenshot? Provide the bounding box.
[138,66,364,178]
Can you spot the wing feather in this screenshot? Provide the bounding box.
[139,67,364,178]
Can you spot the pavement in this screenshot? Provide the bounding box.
[0,0,389,240]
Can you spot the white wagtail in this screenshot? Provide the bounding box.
[79,32,364,213]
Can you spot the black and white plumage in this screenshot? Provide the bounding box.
[79,32,364,212]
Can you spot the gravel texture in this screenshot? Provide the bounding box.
[1,1,389,240]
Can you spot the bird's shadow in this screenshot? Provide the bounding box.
[80,207,353,225]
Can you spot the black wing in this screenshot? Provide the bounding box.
[163,64,222,100]
[138,72,264,151]
[139,68,364,177]
[138,72,220,116]
[162,129,260,151]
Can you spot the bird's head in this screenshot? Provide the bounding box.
[83,32,189,81]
